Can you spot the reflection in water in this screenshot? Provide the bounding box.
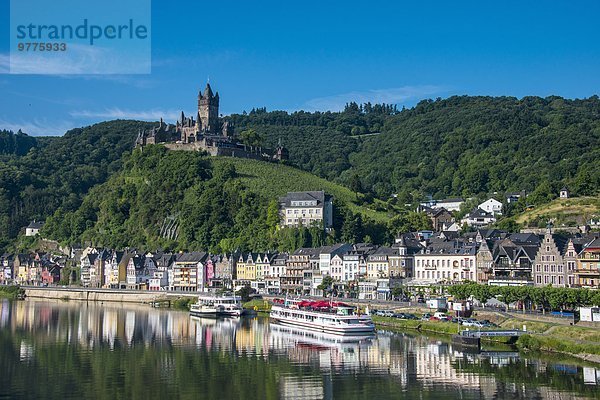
[0,298,598,399]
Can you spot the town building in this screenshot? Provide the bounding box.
[461,208,496,227]
[318,243,352,277]
[421,207,453,232]
[478,198,503,216]
[148,252,174,291]
[282,248,318,294]
[575,237,600,288]
[533,226,570,287]
[413,239,478,284]
[172,252,208,292]
[487,233,540,286]
[279,191,333,229]
[1,254,14,285]
[25,220,44,237]
[389,234,423,279]
[432,198,464,212]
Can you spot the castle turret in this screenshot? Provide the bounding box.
[198,83,219,134]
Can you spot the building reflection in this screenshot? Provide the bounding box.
[1,299,597,399]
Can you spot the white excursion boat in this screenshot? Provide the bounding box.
[270,299,375,336]
[190,296,224,317]
[189,294,245,317]
[214,295,245,316]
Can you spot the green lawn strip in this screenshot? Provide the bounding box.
[0,285,25,299]
[243,299,273,312]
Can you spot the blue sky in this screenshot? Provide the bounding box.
[1,0,599,135]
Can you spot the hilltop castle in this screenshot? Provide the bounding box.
[135,83,288,161]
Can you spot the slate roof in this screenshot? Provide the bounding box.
[467,208,494,219]
[272,253,289,265]
[176,251,208,263]
[27,220,44,229]
[367,246,397,260]
[585,237,600,250]
[438,198,464,203]
[319,243,352,256]
[279,191,330,207]
[422,239,477,255]
[292,247,321,256]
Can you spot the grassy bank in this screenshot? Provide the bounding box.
[373,312,600,361]
[517,334,600,359]
[243,299,272,312]
[372,316,460,335]
[172,297,195,311]
[516,324,600,361]
[0,285,25,299]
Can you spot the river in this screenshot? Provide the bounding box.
[0,299,598,399]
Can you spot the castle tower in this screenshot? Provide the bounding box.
[198,83,219,134]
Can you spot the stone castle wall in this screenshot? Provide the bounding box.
[163,143,267,160]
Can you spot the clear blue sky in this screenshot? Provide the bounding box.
[1,0,599,135]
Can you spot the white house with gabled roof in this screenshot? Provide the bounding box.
[478,198,503,216]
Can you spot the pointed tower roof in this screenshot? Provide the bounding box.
[203,83,214,98]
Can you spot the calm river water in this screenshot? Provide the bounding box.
[0,299,599,399]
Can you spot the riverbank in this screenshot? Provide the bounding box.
[23,287,197,304]
[373,312,600,364]
[0,286,25,299]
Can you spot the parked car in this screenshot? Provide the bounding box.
[421,313,432,321]
[433,312,448,320]
[376,310,394,317]
[471,321,487,328]
[403,313,418,320]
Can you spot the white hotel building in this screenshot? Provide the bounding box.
[414,242,477,284]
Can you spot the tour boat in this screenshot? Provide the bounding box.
[270,298,375,336]
[189,294,245,317]
[190,296,224,317]
[214,295,246,316]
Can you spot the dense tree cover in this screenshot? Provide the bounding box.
[226,102,397,182]
[4,95,600,252]
[0,120,153,251]
[0,130,38,156]
[42,146,393,253]
[447,282,600,310]
[228,96,600,203]
[352,96,600,200]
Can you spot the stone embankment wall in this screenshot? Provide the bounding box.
[25,288,196,304]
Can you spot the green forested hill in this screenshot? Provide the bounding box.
[0,130,39,156]
[230,96,600,202]
[42,146,396,253]
[3,95,600,252]
[211,157,388,222]
[0,120,153,249]
[351,96,600,200]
